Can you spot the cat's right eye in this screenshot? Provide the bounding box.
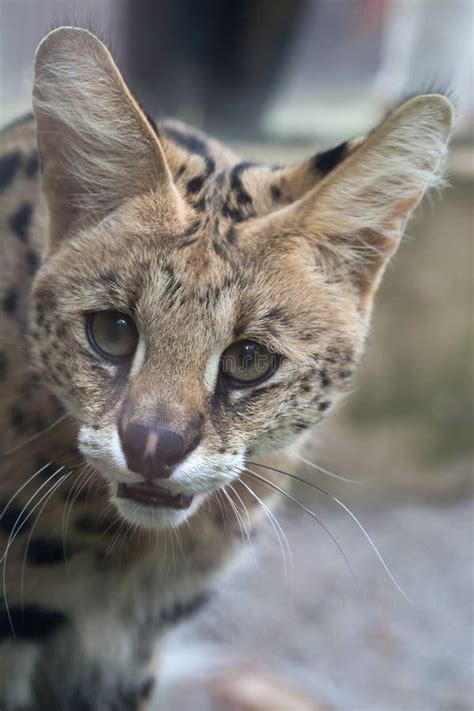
[86,311,138,361]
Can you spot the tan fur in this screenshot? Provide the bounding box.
[0,27,453,710]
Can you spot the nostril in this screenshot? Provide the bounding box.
[155,428,187,466]
[118,422,192,480]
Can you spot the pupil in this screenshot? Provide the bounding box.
[110,316,127,340]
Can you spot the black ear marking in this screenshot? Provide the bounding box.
[313,141,348,176]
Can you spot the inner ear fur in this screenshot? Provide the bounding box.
[275,94,454,307]
[33,27,177,247]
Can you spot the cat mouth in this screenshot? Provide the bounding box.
[117,482,194,510]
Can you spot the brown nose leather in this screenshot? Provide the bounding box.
[119,422,193,480]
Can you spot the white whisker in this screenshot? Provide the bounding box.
[249,461,411,603]
[239,477,293,585]
[244,467,357,587]
[292,452,367,484]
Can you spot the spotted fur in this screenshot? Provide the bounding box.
[0,27,453,710]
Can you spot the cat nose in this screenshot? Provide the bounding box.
[119,423,193,480]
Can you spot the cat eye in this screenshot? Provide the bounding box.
[220,340,277,387]
[86,310,138,361]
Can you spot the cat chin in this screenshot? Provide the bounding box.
[112,493,204,531]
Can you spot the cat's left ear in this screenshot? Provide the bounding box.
[33,27,177,248]
[273,95,454,310]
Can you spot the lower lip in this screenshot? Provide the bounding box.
[117,482,194,510]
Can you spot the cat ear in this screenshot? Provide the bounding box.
[33,27,176,246]
[273,95,454,310]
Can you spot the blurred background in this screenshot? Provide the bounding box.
[1,1,473,709]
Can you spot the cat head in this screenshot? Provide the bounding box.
[30,27,453,529]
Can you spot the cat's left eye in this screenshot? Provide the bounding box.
[86,310,138,361]
[220,340,277,387]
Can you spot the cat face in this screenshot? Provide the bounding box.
[29,28,453,529]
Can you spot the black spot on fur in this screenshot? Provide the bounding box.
[226,226,237,244]
[236,189,252,207]
[319,368,331,388]
[10,404,26,432]
[0,500,32,536]
[159,592,210,627]
[265,307,292,327]
[222,201,244,222]
[0,351,7,381]
[0,605,67,641]
[26,538,68,565]
[230,161,254,186]
[204,157,216,176]
[186,175,205,194]
[2,287,19,315]
[25,151,40,178]
[271,185,282,201]
[9,202,33,241]
[318,400,331,412]
[75,513,122,536]
[313,142,348,175]
[26,247,40,275]
[338,369,353,380]
[194,195,207,212]
[230,162,254,207]
[0,151,21,191]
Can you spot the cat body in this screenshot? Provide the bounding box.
[0,27,453,710]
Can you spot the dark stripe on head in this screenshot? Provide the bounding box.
[313,142,348,176]
[162,126,210,158]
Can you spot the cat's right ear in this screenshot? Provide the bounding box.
[33,27,177,248]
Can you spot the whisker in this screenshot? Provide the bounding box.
[0,414,68,458]
[1,466,66,562]
[244,467,358,587]
[248,461,411,603]
[1,461,54,519]
[291,453,367,485]
[62,465,95,564]
[2,473,68,639]
[238,477,293,584]
[227,483,258,568]
[221,487,246,548]
[21,471,72,607]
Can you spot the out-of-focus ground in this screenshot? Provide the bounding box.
[157,158,473,710]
